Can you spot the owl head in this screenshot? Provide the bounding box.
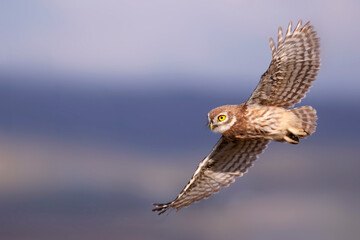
[208,105,238,134]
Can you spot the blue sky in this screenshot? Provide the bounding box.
[0,0,359,94]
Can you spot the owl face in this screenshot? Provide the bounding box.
[208,106,237,134]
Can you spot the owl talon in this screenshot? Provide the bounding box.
[287,127,307,138]
[284,132,299,144]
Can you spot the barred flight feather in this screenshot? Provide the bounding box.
[247,20,320,108]
[152,137,269,215]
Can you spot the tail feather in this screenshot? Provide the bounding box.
[289,106,317,137]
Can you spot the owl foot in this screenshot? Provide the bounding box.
[287,127,308,138]
[284,132,299,144]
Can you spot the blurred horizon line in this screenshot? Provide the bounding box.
[0,68,356,101]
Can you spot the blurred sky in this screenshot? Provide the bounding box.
[1,1,360,240]
[0,0,360,93]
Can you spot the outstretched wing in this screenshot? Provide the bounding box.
[152,137,269,215]
[247,20,320,108]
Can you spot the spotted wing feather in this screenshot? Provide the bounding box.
[152,137,269,215]
[247,20,320,108]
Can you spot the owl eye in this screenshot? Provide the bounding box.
[217,115,226,122]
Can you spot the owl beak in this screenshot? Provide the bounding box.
[209,122,215,131]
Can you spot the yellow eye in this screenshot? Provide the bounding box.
[217,115,226,122]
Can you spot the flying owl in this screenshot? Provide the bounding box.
[153,20,320,215]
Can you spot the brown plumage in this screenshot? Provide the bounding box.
[153,20,320,215]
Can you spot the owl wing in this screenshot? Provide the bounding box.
[152,137,269,215]
[246,20,320,108]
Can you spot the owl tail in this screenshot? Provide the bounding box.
[288,106,318,140]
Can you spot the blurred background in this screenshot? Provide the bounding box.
[1,0,360,239]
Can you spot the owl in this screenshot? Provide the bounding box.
[153,20,320,215]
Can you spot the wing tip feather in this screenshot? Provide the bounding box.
[285,20,293,38]
[294,19,302,31]
[277,27,283,45]
[152,202,172,215]
[269,37,276,57]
